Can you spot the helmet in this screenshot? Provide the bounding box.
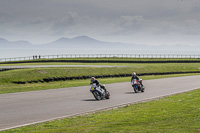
[132,72,136,76]
[91,77,95,82]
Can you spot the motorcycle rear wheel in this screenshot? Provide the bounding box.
[141,87,145,92]
[105,91,110,99]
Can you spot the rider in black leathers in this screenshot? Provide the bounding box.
[90,77,107,92]
[131,72,143,87]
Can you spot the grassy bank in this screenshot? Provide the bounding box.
[3,88,200,133]
[1,63,200,83]
[0,73,200,94]
[1,58,200,132]
[0,62,200,94]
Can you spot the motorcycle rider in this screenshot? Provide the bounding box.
[131,72,144,87]
[90,77,107,92]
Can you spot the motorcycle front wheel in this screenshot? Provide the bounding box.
[133,85,139,93]
[92,91,101,100]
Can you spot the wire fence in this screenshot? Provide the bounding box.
[0,54,200,62]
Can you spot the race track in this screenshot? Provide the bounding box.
[0,75,200,131]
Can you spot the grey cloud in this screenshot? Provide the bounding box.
[51,12,78,35]
[119,15,144,29]
[152,21,180,34]
[183,19,200,34]
[0,0,200,45]
[51,12,90,36]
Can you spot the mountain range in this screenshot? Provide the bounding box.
[37,36,118,48]
[0,36,199,50]
[0,38,32,48]
[0,36,139,49]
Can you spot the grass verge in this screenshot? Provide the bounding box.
[1,63,200,83]
[0,61,200,94]
[2,88,200,133]
[0,73,199,94]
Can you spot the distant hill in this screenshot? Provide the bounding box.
[38,36,116,48]
[0,36,199,50]
[0,38,9,44]
[0,38,32,48]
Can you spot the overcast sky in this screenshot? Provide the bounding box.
[0,0,200,45]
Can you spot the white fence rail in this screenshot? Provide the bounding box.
[0,54,200,62]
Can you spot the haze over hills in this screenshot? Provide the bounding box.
[0,36,199,50]
[0,36,138,49]
[38,36,114,48]
[0,38,32,48]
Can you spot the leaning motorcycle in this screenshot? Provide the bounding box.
[90,83,110,100]
[131,79,145,93]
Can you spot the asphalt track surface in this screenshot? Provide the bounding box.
[0,75,200,131]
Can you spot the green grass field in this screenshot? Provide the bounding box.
[1,73,199,94]
[1,58,200,132]
[2,88,200,133]
[0,62,200,94]
[2,63,200,82]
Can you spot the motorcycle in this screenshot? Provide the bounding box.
[131,79,145,93]
[90,83,110,100]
